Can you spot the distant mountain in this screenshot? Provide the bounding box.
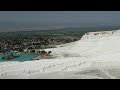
[0,25,120,33]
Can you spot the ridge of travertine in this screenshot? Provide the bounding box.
[81,29,120,40]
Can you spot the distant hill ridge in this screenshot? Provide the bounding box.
[0,25,120,33]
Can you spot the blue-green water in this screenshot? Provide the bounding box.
[0,53,38,62]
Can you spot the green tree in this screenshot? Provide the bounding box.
[48,51,52,54]
[40,50,47,55]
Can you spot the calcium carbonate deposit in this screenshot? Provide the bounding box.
[1,29,120,79]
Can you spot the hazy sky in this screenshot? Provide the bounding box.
[0,11,120,31]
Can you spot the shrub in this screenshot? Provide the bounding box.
[48,51,52,54]
[40,50,47,54]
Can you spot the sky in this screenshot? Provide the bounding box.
[0,11,120,31]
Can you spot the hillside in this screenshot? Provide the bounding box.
[1,29,120,79]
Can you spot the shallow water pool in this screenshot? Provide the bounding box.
[0,53,38,62]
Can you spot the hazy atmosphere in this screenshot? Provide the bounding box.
[0,11,120,31]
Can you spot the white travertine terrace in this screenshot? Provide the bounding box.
[1,29,120,79]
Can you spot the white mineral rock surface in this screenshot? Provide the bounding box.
[1,29,120,79]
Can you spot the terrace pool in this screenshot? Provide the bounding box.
[0,53,38,62]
